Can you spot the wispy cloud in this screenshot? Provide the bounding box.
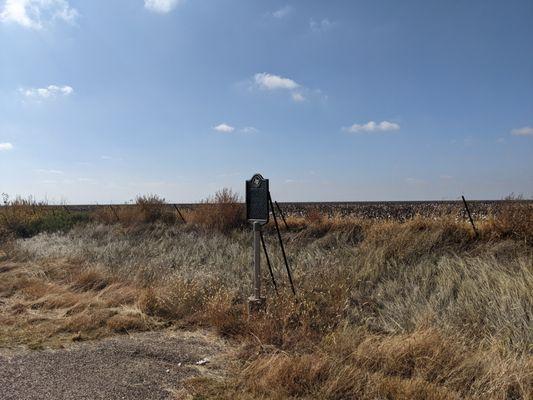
[252,72,311,103]
[405,177,426,185]
[291,92,306,102]
[144,0,181,14]
[77,177,97,184]
[310,18,335,33]
[241,126,259,134]
[0,0,78,29]
[35,168,64,174]
[19,85,73,100]
[213,123,235,133]
[272,5,292,19]
[343,121,400,133]
[284,178,310,184]
[0,142,14,151]
[511,126,533,137]
[254,73,299,91]
[101,155,122,161]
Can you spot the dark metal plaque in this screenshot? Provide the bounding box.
[246,174,269,223]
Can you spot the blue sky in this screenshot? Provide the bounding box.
[1,0,532,203]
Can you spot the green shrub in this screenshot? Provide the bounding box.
[2,210,90,238]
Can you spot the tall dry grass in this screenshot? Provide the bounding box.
[0,195,89,240]
[2,195,532,398]
[187,188,245,232]
[6,209,532,398]
[91,194,178,225]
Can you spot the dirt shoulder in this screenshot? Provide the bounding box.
[0,329,232,400]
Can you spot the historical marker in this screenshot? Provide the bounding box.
[246,174,269,224]
[246,173,269,312]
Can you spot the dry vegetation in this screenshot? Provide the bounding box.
[0,193,532,399]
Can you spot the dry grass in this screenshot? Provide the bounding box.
[1,205,532,398]
[90,194,178,225]
[188,188,245,232]
[485,200,533,244]
[0,260,155,348]
[0,196,89,240]
[239,327,532,400]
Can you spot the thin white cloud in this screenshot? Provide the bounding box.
[284,178,310,184]
[241,126,259,134]
[405,177,426,185]
[343,121,400,133]
[252,72,313,103]
[35,168,64,174]
[291,92,306,102]
[254,73,299,91]
[511,126,533,137]
[310,18,335,33]
[77,177,97,184]
[144,0,181,14]
[101,155,123,161]
[213,123,235,133]
[0,142,14,151]
[0,0,78,29]
[272,5,292,19]
[19,85,73,99]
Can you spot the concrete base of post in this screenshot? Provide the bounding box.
[248,296,266,314]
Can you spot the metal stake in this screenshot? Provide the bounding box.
[275,201,289,230]
[173,204,186,223]
[260,231,278,294]
[269,192,296,296]
[461,195,479,238]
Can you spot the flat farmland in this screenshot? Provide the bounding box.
[37,199,524,220]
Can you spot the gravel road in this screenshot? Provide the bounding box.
[0,330,230,400]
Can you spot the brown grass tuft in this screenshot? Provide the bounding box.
[70,268,112,292]
[188,188,245,232]
[106,310,150,333]
[240,328,532,400]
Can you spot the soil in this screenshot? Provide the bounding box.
[0,329,232,400]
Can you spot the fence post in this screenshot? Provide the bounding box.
[275,201,289,230]
[172,204,186,223]
[461,195,479,238]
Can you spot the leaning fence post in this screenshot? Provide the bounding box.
[275,201,289,230]
[461,195,479,238]
[172,204,186,223]
[269,192,296,296]
[260,230,278,294]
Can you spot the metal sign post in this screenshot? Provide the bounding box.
[253,221,262,300]
[246,174,269,312]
